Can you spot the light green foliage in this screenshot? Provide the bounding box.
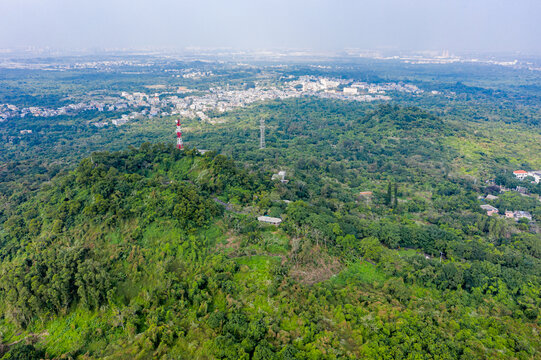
[330,262,387,287]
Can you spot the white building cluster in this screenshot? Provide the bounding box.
[288,76,422,100]
[0,98,130,120]
[0,75,423,127]
[166,85,302,120]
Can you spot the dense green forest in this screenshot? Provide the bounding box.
[1,96,540,359]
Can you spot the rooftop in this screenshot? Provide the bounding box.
[257,216,282,224]
[480,204,498,211]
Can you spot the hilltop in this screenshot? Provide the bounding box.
[0,102,540,359]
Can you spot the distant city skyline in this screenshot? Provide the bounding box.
[1,0,540,56]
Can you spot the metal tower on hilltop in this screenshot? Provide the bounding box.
[260,118,265,149]
[176,119,184,150]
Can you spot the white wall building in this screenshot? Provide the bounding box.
[257,216,282,225]
[514,170,541,183]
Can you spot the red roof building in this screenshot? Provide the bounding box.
[513,170,529,180]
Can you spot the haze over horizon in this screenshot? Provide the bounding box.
[0,0,540,56]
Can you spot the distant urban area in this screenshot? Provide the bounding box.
[0,75,425,126]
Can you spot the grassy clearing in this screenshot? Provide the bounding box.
[235,255,280,288]
[234,255,282,315]
[0,318,18,344]
[445,121,541,177]
[140,221,184,251]
[330,261,387,287]
[398,248,420,257]
[260,230,290,254]
[44,308,104,357]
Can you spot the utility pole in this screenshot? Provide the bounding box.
[176,119,184,150]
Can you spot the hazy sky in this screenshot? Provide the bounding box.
[0,0,540,54]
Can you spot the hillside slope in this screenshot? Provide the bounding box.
[0,104,540,359]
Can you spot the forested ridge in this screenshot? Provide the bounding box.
[0,102,540,359]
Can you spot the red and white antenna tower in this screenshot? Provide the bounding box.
[176,119,184,150]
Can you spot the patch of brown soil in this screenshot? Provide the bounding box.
[290,252,343,286]
[216,231,241,253]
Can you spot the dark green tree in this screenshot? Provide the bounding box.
[393,183,398,208]
[386,181,392,206]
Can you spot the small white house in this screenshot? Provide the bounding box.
[257,216,282,225]
[513,170,528,180]
[112,118,129,126]
[513,170,541,184]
